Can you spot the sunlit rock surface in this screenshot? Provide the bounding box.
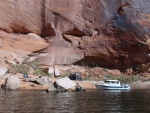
[0,0,150,70]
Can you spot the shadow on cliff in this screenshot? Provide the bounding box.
[77,0,150,71]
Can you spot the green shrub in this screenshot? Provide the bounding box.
[10,64,30,74]
[26,60,39,70]
[34,68,48,76]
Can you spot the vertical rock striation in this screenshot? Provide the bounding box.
[0,0,149,70]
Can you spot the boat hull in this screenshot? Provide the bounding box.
[95,84,130,90]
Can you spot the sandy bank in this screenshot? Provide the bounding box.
[0,73,97,91]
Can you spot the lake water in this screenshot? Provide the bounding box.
[0,90,150,113]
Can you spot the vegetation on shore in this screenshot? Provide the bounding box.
[9,62,48,76]
[9,62,142,83]
[104,74,141,84]
[81,74,141,83]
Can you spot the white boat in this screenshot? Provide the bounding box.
[95,80,130,90]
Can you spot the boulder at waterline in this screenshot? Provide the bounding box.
[35,77,52,86]
[55,77,77,91]
[47,84,57,92]
[4,75,20,90]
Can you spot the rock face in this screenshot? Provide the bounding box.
[0,0,150,70]
[0,67,8,77]
[48,67,61,77]
[0,31,48,66]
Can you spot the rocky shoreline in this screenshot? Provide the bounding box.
[0,73,97,91]
[0,73,150,92]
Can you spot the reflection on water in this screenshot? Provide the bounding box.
[0,90,150,113]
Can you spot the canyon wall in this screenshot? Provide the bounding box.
[0,0,150,71]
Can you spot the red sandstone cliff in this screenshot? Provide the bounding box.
[0,0,150,71]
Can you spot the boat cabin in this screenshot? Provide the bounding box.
[104,80,120,85]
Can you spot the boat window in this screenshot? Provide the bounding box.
[111,81,116,84]
[104,81,110,84]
